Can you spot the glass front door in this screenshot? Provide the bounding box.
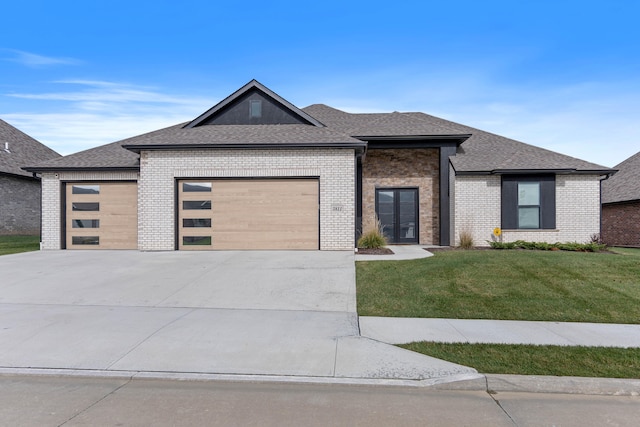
[375,188,418,244]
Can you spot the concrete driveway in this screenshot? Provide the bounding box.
[0,250,476,382]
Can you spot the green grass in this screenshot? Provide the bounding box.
[0,235,40,255]
[357,248,640,323]
[400,342,640,378]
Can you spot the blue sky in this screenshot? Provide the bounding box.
[1,0,639,167]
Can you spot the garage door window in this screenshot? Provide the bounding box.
[183,218,211,227]
[72,202,99,211]
[72,219,100,228]
[183,236,212,246]
[72,236,99,245]
[183,182,211,192]
[72,185,100,194]
[183,200,211,210]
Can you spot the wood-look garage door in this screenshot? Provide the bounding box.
[65,182,137,249]
[178,179,319,250]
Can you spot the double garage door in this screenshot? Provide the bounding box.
[65,179,319,250]
[179,179,319,250]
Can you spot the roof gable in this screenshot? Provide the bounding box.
[185,79,324,128]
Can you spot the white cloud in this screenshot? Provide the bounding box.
[2,80,212,154]
[2,49,81,67]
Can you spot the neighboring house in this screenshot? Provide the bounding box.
[0,119,60,235]
[25,80,613,250]
[601,151,640,247]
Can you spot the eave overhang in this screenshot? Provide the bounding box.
[355,134,470,149]
[122,142,367,154]
[454,168,616,176]
[22,166,140,173]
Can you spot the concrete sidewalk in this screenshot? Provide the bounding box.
[355,245,435,261]
[360,317,640,347]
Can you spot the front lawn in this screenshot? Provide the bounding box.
[357,248,640,323]
[0,235,40,256]
[400,342,640,378]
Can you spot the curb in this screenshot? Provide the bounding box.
[435,374,640,396]
[1,368,638,395]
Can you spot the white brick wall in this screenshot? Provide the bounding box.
[40,171,139,250]
[453,174,602,247]
[139,148,355,251]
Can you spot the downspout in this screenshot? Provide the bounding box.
[599,173,612,243]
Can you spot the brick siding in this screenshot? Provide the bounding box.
[0,175,41,235]
[453,174,602,246]
[602,201,640,247]
[362,148,439,245]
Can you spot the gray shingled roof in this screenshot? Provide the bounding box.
[303,104,611,174]
[0,119,60,177]
[602,151,640,204]
[25,88,613,175]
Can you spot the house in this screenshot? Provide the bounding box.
[24,80,614,250]
[601,151,640,247]
[0,119,60,235]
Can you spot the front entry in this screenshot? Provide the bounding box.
[375,188,419,244]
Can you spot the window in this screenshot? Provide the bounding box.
[249,100,262,118]
[72,185,100,194]
[518,182,540,229]
[183,218,212,228]
[501,175,555,230]
[183,200,211,210]
[72,219,100,228]
[72,236,99,245]
[72,202,100,211]
[183,236,212,246]
[182,182,211,192]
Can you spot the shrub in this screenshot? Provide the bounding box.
[357,218,387,249]
[458,229,474,249]
[489,240,607,252]
[488,241,516,249]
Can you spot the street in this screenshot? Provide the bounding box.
[1,375,638,426]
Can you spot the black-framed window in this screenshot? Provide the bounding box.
[501,175,555,229]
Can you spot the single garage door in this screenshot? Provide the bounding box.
[178,179,319,250]
[65,182,138,249]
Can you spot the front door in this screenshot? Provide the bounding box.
[375,188,419,244]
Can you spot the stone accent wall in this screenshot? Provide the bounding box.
[139,148,355,251]
[0,175,41,235]
[40,171,139,250]
[602,201,640,247]
[453,174,602,246]
[362,148,439,245]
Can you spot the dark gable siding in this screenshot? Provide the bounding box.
[200,89,308,125]
[501,174,556,229]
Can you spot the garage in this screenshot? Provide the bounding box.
[178,179,319,250]
[65,182,138,249]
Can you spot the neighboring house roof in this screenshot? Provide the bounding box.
[24,81,613,176]
[0,118,60,178]
[602,151,640,204]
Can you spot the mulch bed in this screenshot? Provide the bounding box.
[357,247,395,255]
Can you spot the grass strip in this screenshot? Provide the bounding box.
[357,248,640,323]
[0,235,40,256]
[400,342,640,378]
